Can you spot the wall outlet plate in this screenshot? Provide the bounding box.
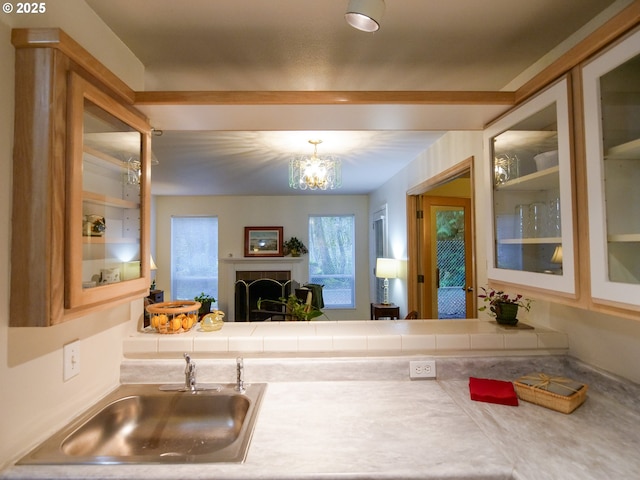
[63,340,80,381]
[409,360,436,379]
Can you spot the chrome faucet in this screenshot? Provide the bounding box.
[184,353,197,392]
[236,357,245,393]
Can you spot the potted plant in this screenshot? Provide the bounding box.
[194,292,216,317]
[257,295,323,321]
[283,237,308,257]
[478,286,532,325]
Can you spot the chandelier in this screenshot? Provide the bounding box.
[289,140,342,191]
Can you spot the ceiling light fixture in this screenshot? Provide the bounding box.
[345,0,385,32]
[289,140,342,191]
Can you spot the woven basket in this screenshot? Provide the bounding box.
[146,300,201,334]
[514,377,588,414]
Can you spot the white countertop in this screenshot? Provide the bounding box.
[124,319,569,356]
[4,355,640,480]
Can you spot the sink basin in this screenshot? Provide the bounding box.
[18,383,266,464]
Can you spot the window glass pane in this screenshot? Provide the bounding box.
[308,215,355,308]
[171,216,218,301]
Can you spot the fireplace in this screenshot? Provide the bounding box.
[234,270,298,322]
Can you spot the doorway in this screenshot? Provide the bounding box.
[423,197,472,318]
[407,157,476,318]
[372,204,388,304]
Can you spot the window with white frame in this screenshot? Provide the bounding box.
[171,216,218,301]
[308,215,355,308]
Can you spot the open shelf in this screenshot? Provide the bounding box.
[608,233,640,243]
[498,237,562,245]
[83,191,139,209]
[606,138,640,160]
[495,166,559,191]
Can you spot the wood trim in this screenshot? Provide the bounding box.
[407,157,474,196]
[135,90,515,106]
[10,48,68,327]
[11,28,135,105]
[406,195,420,315]
[515,1,640,104]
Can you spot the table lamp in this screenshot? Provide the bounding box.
[376,258,398,305]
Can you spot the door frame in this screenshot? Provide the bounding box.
[406,156,477,317]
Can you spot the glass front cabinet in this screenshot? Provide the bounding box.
[66,72,151,310]
[583,28,640,310]
[484,78,576,296]
[10,33,152,326]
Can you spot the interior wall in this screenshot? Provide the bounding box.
[0,3,145,468]
[369,131,488,315]
[154,195,371,320]
[370,128,640,385]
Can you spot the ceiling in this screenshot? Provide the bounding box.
[85,0,621,195]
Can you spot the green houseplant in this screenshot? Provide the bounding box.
[283,237,308,257]
[257,294,323,321]
[194,292,216,316]
[478,286,532,325]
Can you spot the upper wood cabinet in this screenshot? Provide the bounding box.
[582,27,640,312]
[10,29,151,326]
[484,78,577,298]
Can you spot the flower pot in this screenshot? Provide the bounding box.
[493,302,519,325]
[199,301,212,318]
[290,250,300,257]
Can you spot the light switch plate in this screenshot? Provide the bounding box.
[63,340,80,381]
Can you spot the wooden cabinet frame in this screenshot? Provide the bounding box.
[10,30,151,326]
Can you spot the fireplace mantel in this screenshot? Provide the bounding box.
[220,257,304,264]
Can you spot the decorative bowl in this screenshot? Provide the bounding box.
[146,300,201,334]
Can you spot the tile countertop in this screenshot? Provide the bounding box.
[124,319,570,356]
[4,356,640,480]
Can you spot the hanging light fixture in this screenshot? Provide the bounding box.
[345,0,385,32]
[289,140,342,191]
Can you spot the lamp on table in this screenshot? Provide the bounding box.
[375,258,398,305]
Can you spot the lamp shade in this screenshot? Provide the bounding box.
[376,258,398,279]
[345,0,385,32]
[550,246,563,264]
[150,255,158,271]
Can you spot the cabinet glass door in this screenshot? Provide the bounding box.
[66,73,150,309]
[484,78,575,295]
[583,28,640,308]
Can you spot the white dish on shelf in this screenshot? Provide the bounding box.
[534,150,559,171]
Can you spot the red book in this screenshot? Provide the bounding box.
[469,377,519,406]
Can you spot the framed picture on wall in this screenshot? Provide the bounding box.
[244,226,284,257]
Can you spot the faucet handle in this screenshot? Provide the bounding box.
[236,357,245,393]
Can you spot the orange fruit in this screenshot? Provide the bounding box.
[170,316,182,332]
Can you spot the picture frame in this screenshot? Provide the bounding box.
[244,226,284,257]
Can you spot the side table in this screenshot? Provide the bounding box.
[371,303,400,320]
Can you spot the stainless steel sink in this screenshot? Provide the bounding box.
[18,383,266,464]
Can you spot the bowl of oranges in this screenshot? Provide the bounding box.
[146,300,201,334]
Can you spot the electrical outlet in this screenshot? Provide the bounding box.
[409,360,436,379]
[63,340,80,381]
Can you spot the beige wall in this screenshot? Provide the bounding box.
[369,131,488,315]
[0,2,145,468]
[154,195,371,320]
